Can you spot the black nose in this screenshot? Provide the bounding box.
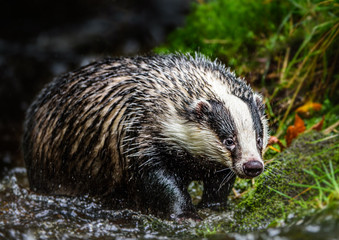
[243,160,263,177]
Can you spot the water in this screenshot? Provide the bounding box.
[0,168,197,239]
[1,168,339,239]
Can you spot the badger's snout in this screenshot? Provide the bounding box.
[243,160,263,178]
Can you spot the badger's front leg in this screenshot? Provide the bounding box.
[199,169,236,210]
[135,167,201,220]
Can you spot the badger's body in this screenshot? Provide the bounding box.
[23,54,268,219]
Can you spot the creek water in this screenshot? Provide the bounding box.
[1,167,339,240]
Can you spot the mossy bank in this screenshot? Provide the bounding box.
[197,131,339,235]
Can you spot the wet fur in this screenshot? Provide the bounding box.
[23,53,268,219]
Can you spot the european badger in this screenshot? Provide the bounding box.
[23,54,269,220]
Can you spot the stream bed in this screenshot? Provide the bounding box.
[1,167,339,240]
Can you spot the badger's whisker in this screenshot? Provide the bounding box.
[215,167,231,173]
[218,171,235,192]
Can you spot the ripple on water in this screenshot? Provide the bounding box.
[0,168,199,239]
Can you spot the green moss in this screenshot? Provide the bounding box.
[228,131,339,232]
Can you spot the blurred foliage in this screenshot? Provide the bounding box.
[155,0,339,134]
[156,0,289,70]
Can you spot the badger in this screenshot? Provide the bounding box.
[23,53,269,220]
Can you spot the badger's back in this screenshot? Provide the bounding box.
[23,54,268,199]
[24,57,148,195]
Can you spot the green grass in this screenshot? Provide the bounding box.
[265,158,339,211]
[291,160,339,208]
[263,133,339,209]
[274,0,339,135]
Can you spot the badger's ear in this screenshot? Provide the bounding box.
[254,93,265,116]
[191,99,212,119]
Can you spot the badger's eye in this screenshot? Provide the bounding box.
[223,138,235,151]
[257,137,263,149]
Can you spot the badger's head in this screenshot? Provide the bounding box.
[162,92,268,179]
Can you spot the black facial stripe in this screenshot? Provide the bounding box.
[206,100,242,167]
[207,100,236,137]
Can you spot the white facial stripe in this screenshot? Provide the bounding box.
[222,94,263,170]
[261,115,269,150]
[253,93,269,151]
[206,74,231,97]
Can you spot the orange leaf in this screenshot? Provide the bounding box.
[285,114,305,147]
[296,102,322,116]
[311,116,325,131]
[294,114,306,133]
[285,126,298,147]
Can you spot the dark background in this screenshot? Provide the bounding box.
[0,0,190,177]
